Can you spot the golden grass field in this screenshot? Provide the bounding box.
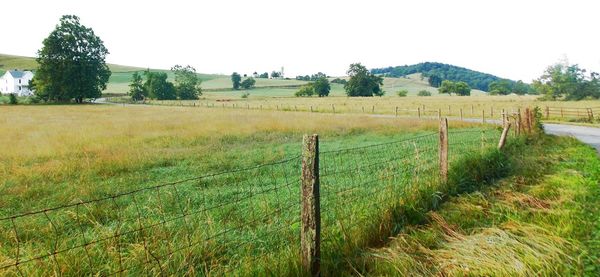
[0,104,480,213]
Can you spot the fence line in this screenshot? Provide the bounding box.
[105,97,598,123]
[1,120,525,275]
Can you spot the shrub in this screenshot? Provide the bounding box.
[241,92,250,98]
[396,89,408,97]
[9,94,18,105]
[418,90,432,96]
[295,84,314,97]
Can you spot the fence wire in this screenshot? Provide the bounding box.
[0,157,302,276]
[0,128,502,275]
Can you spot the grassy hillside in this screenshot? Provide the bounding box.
[0,53,143,72]
[371,62,525,91]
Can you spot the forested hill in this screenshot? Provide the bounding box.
[371,62,518,92]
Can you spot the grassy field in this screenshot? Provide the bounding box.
[139,94,600,124]
[0,105,506,275]
[360,135,600,276]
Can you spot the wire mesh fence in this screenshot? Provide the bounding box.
[0,125,505,276]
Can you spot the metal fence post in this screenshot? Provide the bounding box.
[301,134,320,276]
[439,118,449,184]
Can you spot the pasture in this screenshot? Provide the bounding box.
[0,105,504,275]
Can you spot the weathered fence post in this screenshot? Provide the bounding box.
[517,108,522,135]
[502,109,506,127]
[310,106,313,113]
[482,110,486,123]
[560,108,564,118]
[498,123,512,149]
[418,107,421,119]
[332,104,335,114]
[372,105,375,114]
[439,118,449,184]
[491,107,494,117]
[438,108,441,120]
[471,104,474,115]
[588,108,594,122]
[301,134,321,276]
[362,106,365,113]
[525,108,532,134]
[460,108,463,121]
[395,106,398,117]
[545,106,550,119]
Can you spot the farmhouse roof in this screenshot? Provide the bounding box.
[7,70,31,79]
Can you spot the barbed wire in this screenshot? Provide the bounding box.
[1,127,505,275]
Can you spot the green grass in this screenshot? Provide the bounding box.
[360,135,600,276]
[0,104,506,275]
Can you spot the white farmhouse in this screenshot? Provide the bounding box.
[0,70,35,96]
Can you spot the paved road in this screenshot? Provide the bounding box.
[544,124,600,154]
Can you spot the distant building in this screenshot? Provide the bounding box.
[0,70,35,96]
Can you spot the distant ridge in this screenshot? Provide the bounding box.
[0,53,147,72]
[371,62,523,92]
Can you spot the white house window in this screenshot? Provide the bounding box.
[19,79,22,84]
[19,86,22,91]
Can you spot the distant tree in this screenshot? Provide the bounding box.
[488,80,512,95]
[313,77,331,97]
[438,80,455,95]
[144,71,176,100]
[455,81,471,96]
[231,72,242,90]
[396,89,408,97]
[128,72,147,101]
[8,94,18,104]
[295,84,314,97]
[331,78,347,85]
[172,65,202,99]
[259,72,269,78]
[271,71,281,78]
[417,90,432,96]
[32,15,111,103]
[427,74,442,88]
[532,63,599,100]
[344,63,384,97]
[512,80,529,95]
[240,77,256,89]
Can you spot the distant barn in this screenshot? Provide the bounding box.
[0,70,34,96]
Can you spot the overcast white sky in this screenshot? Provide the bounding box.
[2,0,599,81]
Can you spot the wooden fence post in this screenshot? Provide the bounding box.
[498,123,511,149]
[482,110,486,123]
[471,104,474,115]
[517,109,522,135]
[438,108,441,120]
[301,134,321,276]
[439,118,449,184]
[332,104,335,114]
[545,106,550,119]
[561,108,564,118]
[372,105,375,114]
[395,106,398,117]
[525,108,532,134]
[491,107,494,117]
[418,107,421,119]
[460,108,463,121]
[502,109,506,127]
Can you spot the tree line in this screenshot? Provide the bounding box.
[533,63,600,100]
[371,62,531,92]
[129,66,202,101]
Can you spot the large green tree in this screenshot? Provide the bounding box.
[144,71,176,100]
[240,77,256,90]
[532,63,600,100]
[33,15,111,103]
[172,65,202,99]
[313,77,331,97]
[231,72,241,90]
[344,63,383,97]
[488,80,512,95]
[439,80,471,96]
[128,72,146,101]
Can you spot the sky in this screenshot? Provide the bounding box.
[2,0,599,81]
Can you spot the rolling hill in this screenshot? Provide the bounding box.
[371,62,525,92]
